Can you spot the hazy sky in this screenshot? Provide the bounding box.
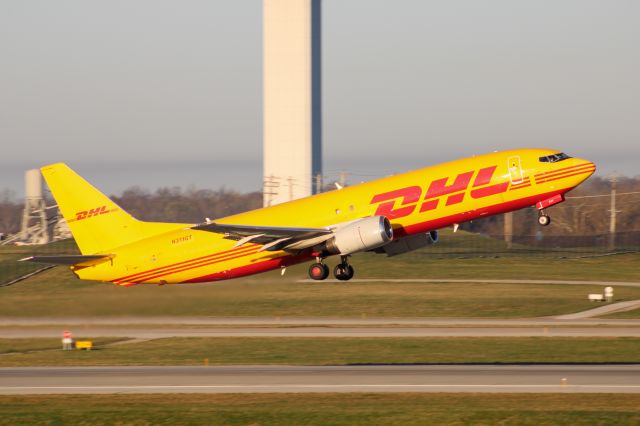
[1,0,639,197]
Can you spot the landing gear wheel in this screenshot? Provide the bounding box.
[334,263,355,281]
[538,214,551,226]
[309,263,330,281]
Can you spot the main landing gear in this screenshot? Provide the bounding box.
[308,259,330,281]
[538,209,551,226]
[334,256,355,281]
[308,256,354,281]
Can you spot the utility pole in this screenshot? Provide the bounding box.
[608,175,618,250]
[287,176,294,202]
[315,174,323,194]
[263,175,279,207]
[338,171,350,188]
[504,211,513,249]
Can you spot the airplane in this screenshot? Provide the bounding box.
[22,148,595,285]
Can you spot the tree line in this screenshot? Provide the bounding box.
[0,187,262,236]
[462,176,640,238]
[1,176,639,238]
[110,186,262,224]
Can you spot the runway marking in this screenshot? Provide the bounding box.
[4,325,640,338]
[298,278,640,287]
[3,385,640,391]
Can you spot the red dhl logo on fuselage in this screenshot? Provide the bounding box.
[74,205,111,221]
[370,166,510,219]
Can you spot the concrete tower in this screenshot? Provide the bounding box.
[19,169,49,245]
[263,0,322,206]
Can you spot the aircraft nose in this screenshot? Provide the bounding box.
[573,158,597,182]
[579,158,596,173]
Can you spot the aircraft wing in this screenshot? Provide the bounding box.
[191,222,334,251]
[19,254,114,268]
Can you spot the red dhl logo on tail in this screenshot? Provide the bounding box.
[370,166,509,219]
[75,205,111,221]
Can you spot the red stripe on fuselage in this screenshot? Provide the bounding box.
[113,245,259,284]
[535,167,595,184]
[509,177,531,191]
[537,164,594,179]
[535,165,594,182]
[509,183,532,191]
[124,247,261,284]
[114,245,254,282]
[182,252,313,283]
[534,164,589,178]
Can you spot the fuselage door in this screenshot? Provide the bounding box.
[507,156,524,184]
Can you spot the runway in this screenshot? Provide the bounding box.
[4,315,640,327]
[1,365,639,394]
[299,278,640,288]
[4,325,640,338]
[2,316,640,338]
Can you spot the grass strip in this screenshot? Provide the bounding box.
[601,308,640,319]
[0,338,127,356]
[1,337,639,367]
[0,393,639,425]
[2,264,640,318]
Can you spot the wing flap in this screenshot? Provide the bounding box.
[192,222,333,251]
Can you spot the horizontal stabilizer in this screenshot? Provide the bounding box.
[19,254,113,267]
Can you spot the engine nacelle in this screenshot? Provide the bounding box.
[375,230,438,257]
[324,216,393,255]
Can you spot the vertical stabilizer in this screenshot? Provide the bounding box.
[40,163,182,254]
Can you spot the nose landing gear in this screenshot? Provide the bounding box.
[535,195,564,227]
[537,209,551,226]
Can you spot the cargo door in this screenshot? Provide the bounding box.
[507,156,524,184]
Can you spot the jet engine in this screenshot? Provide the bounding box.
[323,216,393,255]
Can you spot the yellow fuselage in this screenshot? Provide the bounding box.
[73,148,595,285]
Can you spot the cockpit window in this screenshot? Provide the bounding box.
[539,152,571,163]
